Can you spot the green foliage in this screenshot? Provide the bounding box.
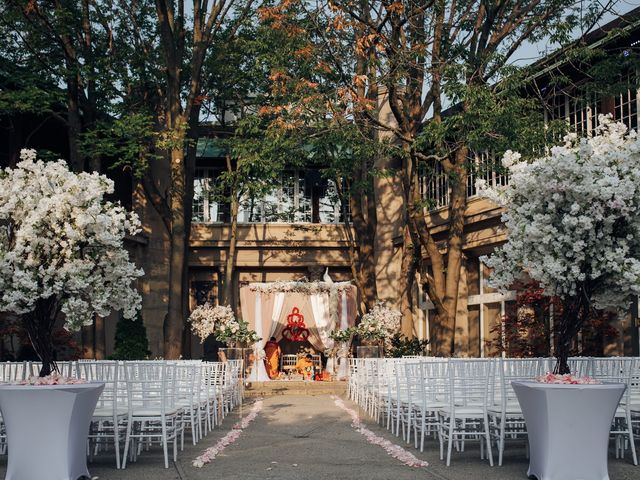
[109,314,150,360]
[386,334,430,358]
[215,319,261,346]
[79,113,160,178]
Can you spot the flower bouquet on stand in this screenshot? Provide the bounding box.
[329,327,354,379]
[356,302,402,357]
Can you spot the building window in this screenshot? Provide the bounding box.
[466,152,507,198]
[238,170,312,223]
[194,168,344,224]
[422,152,507,210]
[568,95,598,137]
[193,168,226,223]
[318,179,351,224]
[420,161,449,210]
[614,74,638,132]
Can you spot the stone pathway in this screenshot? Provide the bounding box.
[1,394,638,479]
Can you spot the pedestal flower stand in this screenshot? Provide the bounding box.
[512,381,625,480]
[0,382,104,480]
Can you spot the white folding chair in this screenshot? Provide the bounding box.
[122,362,179,469]
[592,357,637,465]
[77,361,127,469]
[438,359,494,466]
[489,358,545,465]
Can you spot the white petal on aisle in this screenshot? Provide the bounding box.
[192,399,264,468]
[331,395,429,468]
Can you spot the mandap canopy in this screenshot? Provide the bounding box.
[240,281,357,356]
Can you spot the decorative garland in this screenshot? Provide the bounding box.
[192,399,264,468]
[331,395,429,468]
[248,280,352,295]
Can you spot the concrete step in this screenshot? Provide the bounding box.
[243,380,347,397]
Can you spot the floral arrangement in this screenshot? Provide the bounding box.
[0,149,143,376]
[216,319,261,345]
[357,302,402,342]
[189,304,236,342]
[248,280,352,294]
[16,373,87,386]
[189,303,261,345]
[535,373,601,385]
[329,327,354,342]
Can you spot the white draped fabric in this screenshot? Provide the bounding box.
[337,291,350,380]
[250,292,270,381]
[267,292,286,340]
[310,293,334,352]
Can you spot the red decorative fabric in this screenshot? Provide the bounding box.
[281,307,310,342]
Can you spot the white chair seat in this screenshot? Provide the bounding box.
[93,406,128,417]
[488,403,523,416]
[439,405,486,417]
[131,407,179,417]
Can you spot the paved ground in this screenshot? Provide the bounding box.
[1,394,638,479]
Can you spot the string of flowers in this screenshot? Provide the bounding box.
[331,395,428,468]
[193,399,264,468]
[535,373,601,385]
[248,280,352,294]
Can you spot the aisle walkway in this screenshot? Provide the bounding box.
[1,394,638,479]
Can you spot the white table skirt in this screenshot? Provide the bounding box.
[512,381,625,480]
[0,382,104,480]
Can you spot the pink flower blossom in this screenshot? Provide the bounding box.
[331,395,428,468]
[192,399,264,468]
[15,373,87,386]
[535,372,601,385]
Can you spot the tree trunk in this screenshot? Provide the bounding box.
[163,147,187,359]
[441,149,468,355]
[67,104,83,172]
[222,182,240,307]
[554,294,589,375]
[23,297,60,377]
[399,225,417,336]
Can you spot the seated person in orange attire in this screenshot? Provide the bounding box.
[295,354,315,380]
[264,337,281,380]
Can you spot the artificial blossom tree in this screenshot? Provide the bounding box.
[0,150,143,376]
[480,115,640,374]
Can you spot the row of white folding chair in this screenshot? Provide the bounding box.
[0,361,76,382]
[74,360,237,469]
[350,356,640,467]
[377,358,493,466]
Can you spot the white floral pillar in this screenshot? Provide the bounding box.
[250,291,270,381]
[337,290,350,380]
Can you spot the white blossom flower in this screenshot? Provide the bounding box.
[0,150,143,330]
[479,115,640,311]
